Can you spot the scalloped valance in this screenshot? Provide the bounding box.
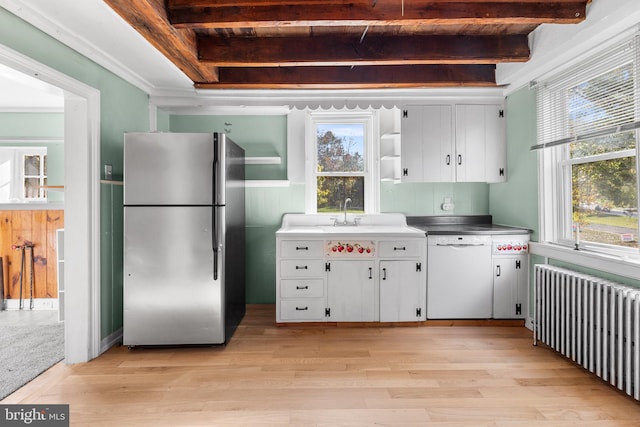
[152,88,506,115]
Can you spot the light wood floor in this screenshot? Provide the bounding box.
[3,304,640,426]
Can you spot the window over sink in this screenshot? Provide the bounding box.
[305,111,379,214]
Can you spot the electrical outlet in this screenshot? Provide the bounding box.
[441,197,455,211]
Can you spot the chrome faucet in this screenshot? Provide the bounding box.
[343,198,352,225]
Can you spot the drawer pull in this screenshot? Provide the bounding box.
[295,306,309,311]
[296,246,309,251]
[296,285,309,290]
[394,246,406,251]
[295,265,308,270]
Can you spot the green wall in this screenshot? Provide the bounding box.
[381,181,489,215]
[489,87,538,239]
[0,112,65,202]
[245,184,305,302]
[170,115,287,180]
[0,7,150,339]
[0,112,64,136]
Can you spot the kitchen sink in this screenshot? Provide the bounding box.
[277,213,426,237]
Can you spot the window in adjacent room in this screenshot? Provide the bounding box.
[23,150,48,200]
[536,33,639,257]
[305,111,378,214]
[0,147,48,202]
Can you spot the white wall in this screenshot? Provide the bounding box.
[497,0,640,93]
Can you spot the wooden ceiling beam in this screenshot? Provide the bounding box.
[104,0,220,82]
[194,64,497,89]
[168,1,587,29]
[198,34,530,66]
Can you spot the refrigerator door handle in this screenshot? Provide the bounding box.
[212,207,220,280]
[212,134,221,280]
[213,133,226,206]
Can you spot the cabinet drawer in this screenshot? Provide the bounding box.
[280,260,324,277]
[378,240,425,258]
[280,240,324,258]
[281,279,324,298]
[280,299,326,321]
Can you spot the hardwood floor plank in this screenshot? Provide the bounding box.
[3,304,640,426]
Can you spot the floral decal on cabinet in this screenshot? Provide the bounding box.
[326,240,376,257]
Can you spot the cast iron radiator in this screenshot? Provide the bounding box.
[534,264,640,400]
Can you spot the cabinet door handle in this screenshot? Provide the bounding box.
[382,268,387,280]
[295,265,308,270]
[296,246,309,251]
[496,265,501,277]
[296,285,309,290]
[446,154,451,165]
[368,267,372,279]
[295,306,309,311]
[393,246,406,251]
[458,154,462,165]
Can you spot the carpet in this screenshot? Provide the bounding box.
[0,322,64,400]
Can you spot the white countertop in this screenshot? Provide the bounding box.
[276,213,427,238]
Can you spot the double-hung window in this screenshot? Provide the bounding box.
[305,111,378,214]
[536,33,640,257]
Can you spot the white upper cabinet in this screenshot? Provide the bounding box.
[456,104,506,183]
[400,105,454,183]
[400,103,506,183]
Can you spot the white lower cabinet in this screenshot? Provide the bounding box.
[493,256,529,319]
[326,260,376,321]
[280,299,326,321]
[276,235,427,323]
[277,239,326,322]
[380,261,426,322]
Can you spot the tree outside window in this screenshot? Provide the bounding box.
[564,63,638,250]
[306,111,377,215]
[316,123,365,213]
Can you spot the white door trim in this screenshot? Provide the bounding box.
[0,44,101,363]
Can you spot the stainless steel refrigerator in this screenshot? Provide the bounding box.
[123,132,245,346]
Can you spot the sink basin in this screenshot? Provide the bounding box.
[319,225,416,234]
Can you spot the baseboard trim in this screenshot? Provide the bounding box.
[2,298,59,311]
[100,328,122,355]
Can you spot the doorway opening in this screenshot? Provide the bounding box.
[0,44,101,364]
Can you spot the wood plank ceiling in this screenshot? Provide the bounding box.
[104,0,591,89]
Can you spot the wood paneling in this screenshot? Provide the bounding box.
[0,210,63,300]
[4,304,640,426]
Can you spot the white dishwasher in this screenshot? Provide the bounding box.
[427,235,493,319]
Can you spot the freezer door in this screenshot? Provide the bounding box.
[124,132,213,206]
[123,206,224,345]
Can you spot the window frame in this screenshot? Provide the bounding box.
[555,143,638,257]
[22,149,48,200]
[304,110,379,214]
[537,34,640,260]
[0,146,48,203]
